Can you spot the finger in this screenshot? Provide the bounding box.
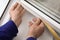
[34,18,41,25]
[19,5,24,13]
[32,18,37,22]
[15,4,21,10]
[10,2,18,10]
[15,5,24,15]
[29,21,33,26]
[39,22,45,28]
[20,9,25,17]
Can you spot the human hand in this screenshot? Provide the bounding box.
[28,18,45,38]
[9,2,25,27]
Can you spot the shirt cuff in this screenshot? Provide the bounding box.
[27,37,37,40]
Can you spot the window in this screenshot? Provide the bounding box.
[25,0,60,23]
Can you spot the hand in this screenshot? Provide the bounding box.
[9,2,25,27]
[28,18,45,38]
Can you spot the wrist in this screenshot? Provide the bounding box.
[11,18,19,27]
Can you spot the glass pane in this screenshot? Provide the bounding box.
[34,0,60,16]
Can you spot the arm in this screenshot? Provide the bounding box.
[0,20,18,40]
[0,2,25,40]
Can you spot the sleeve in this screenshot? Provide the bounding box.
[0,20,18,40]
[27,37,37,40]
